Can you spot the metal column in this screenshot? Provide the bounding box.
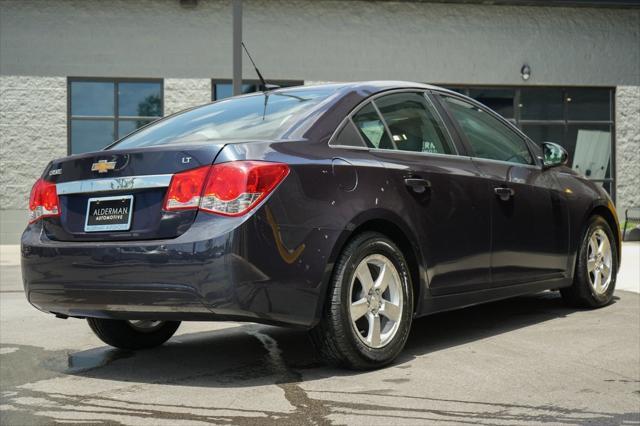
[232,0,243,96]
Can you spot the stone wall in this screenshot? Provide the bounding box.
[615,86,640,217]
[164,79,212,116]
[0,76,67,210]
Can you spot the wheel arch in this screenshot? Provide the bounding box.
[319,210,426,318]
[582,201,621,269]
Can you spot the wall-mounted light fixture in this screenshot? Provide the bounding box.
[521,64,531,81]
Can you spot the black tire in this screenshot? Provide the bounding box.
[310,232,414,370]
[87,318,180,350]
[561,215,618,308]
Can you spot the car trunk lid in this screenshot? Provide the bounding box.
[42,143,226,242]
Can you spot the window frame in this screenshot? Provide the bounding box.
[329,89,460,158]
[211,78,304,100]
[67,77,164,155]
[433,91,539,168]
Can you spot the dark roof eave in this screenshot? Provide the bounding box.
[336,0,640,9]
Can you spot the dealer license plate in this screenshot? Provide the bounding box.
[84,195,134,232]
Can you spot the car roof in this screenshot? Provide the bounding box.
[269,80,457,97]
[203,81,467,141]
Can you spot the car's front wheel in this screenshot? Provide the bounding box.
[561,215,618,308]
[311,232,413,369]
[87,318,180,350]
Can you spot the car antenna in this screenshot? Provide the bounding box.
[241,42,279,92]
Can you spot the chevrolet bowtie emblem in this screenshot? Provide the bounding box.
[91,159,117,173]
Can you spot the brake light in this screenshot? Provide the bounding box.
[28,178,60,223]
[163,161,289,216]
[200,161,289,216]
[163,166,210,211]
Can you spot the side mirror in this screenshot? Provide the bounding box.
[541,142,568,169]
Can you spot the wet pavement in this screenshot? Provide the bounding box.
[1,254,639,424]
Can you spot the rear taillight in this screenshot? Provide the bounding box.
[163,161,289,217]
[28,178,60,223]
[163,166,210,211]
[200,161,290,216]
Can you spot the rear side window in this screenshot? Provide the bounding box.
[442,96,533,165]
[374,92,455,155]
[352,103,392,149]
[332,120,366,147]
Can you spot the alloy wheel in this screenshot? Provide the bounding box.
[587,229,613,295]
[349,254,403,349]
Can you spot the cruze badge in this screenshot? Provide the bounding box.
[91,159,116,173]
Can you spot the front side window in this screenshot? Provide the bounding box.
[112,87,337,149]
[374,92,455,155]
[442,96,533,165]
[443,86,614,195]
[69,79,162,154]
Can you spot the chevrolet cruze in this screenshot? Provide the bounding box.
[21,82,620,369]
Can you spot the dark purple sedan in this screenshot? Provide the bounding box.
[21,82,620,369]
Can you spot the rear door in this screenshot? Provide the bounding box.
[349,90,492,295]
[436,94,569,286]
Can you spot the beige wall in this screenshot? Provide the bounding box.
[1,0,638,86]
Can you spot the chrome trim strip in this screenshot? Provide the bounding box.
[470,156,541,170]
[328,144,370,151]
[56,174,173,195]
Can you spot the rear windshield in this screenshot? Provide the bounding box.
[110,87,337,149]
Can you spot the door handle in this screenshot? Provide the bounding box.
[494,186,515,201]
[404,178,431,194]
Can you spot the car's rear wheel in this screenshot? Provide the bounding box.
[311,232,413,369]
[561,215,618,308]
[87,318,180,350]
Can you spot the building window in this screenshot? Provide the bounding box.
[445,86,615,200]
[212,79,303,100]
[68,78,163,154]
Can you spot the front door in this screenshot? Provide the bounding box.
[438,94,569,285]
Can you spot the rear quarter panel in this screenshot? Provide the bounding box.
[217,139,422,324]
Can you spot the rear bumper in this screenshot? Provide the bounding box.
[21,210,339,327]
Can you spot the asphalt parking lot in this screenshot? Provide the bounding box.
[1,244,639,425]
